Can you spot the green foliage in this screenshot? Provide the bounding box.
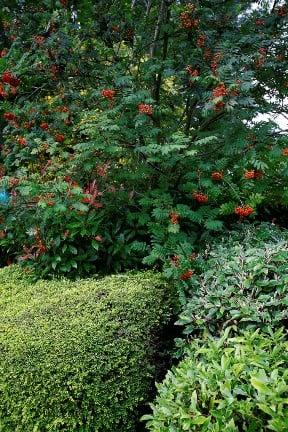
[144,328,288,432]
[176,223,288,339]
[0,1,288,276]
[0,267,175,431]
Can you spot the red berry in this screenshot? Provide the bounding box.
[2,71,12,84]
[138,103,153,116]
[58,106,70,112]
[17,137,27,147]
[204,48,212,60]
[101,89,116,100]
[55,133,65,143]
[277,6,287,17]
[34,35,46,44]
[186,65,200,76]
[211,171,223,181]
[23,121,34,130]
[40,122,49,131]
[192,192,208,203]
[244,170,263,180]
[244,170,255,179]
[170,212,180,225]
[3,112,17,121]
[51,65,60,76]
[180,269,194,281]
[9,76,20,87]
[180,11,199,29]
[234,206,254,217]
[1,71,20,87]
[38,242,47,252]
[0,84,7,99]
[171,255,180,267]
[212,83,227,98]
[214,101,225,111]
[196,34,206,48]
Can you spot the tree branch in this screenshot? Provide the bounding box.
[271,0,279,13]
[150,0,166,58]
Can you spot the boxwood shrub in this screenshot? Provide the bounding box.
[177,223,288,340]
[0,266,175,432]
[144,328,288,432]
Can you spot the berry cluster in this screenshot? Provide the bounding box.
[234,206,254,217]
[255,47,267,69]
[2,71,20,87]
[214,101,225,112]
[212,83,227,98]
[196,34,206,48]
[17,137,27,147]
[0,70,20,99]
[277,6,287,17]
[180,269,194,281]
[193,192,208,203]
[34,35,46,44]
[170,255,180,267]
[244,170,262,180]
[186,66,200,77]
[211,171,223,181]
[50,65,60,79]
[138,103,153,116]
[180,7,199,30]
[170,212,180,225]
[203,48,212,61]
[101,89,116,100]
[210,52,222,74]
[3,112,17,122]
[55,133,65,143]
[40,122,49,131]
[0,85,7,98]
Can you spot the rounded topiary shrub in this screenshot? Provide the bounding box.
[0,266,174,432]
[144,328,288,432]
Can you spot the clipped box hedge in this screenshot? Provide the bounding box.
[0,267,174,432]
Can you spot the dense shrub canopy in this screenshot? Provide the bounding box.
[0,267,174,431]
[176,223,288,339]
[0,1,287,277]
[144,328,288,432]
